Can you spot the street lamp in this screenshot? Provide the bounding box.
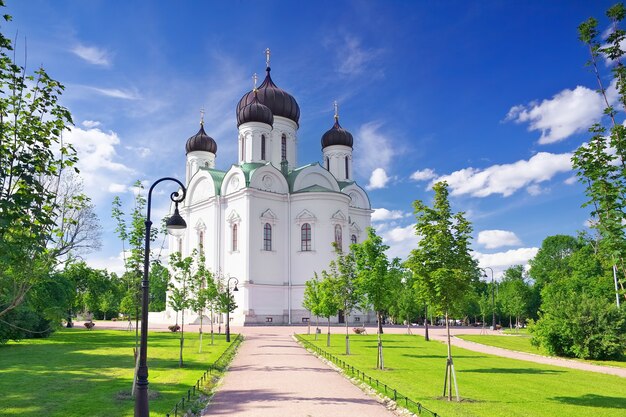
[225,277,239,343]
[482,267,496,331]
[136,177,186,417]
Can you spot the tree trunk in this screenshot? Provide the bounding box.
[446,312,452,401]
[179,309,185,367]
[345,313,350,355]
[378,316,384,334]
[199,310,204,353]
[424,304,430,341]
[327,317,331,347]
[210,309,214,345]
[315,316,319,341]
[376,311,385,369]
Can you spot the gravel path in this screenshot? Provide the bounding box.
[202,327,396,417]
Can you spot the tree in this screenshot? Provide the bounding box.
[0,3,100,322]
[303,274,322,337]
[329,243,361,355]
[405,181,478,401]
[169,251,194,367]
[188,248,216,353]
[498,265,531,331]
[529,235,624,359]
[388,269,421,335]
[573,4,626,305]
[353,227,395,368]
[318,271,340,347]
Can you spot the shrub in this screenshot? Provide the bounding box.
[84,322,95,330]
[168,325,180,332]
[530,294,626,360]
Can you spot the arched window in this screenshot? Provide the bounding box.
[326,157,330,170]
[351,234,357,244]
[261,135,266,160]
[199,230,204,254]
[241,139,245,161]
[345,156,349,179]
[334,224,342,250]
[301,223,311,251]
[281,134,287,161]
[263,223,272,251]
[232,224,238,251]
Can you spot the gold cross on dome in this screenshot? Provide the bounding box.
[200,108,205,126]
[253,73,258,90]
[334,101,339,120]
[265,48,271,68]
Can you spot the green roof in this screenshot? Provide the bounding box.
[198,167,227,195]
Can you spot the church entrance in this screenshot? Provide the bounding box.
[338,310,345,324]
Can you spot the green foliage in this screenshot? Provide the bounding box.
[405,181,478,317]
[530,294,626,360]
[572,3,626,302]
[303,273,322,318]
[497,265,532,329]
[529,234,625,360]
[0,2,98,322]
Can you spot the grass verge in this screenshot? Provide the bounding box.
[297,333,626,417]
[0,328,238,417]
[457,334,626,369]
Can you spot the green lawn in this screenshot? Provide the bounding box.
[457,334,626,369]
[299,333,626,417]
[0,328,237,417]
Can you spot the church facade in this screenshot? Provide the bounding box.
[163,58,372,325]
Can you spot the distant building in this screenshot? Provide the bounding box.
[155,54,372,325]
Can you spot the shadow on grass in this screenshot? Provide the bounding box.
[403,354,488,359]
[551,394,626,409]
[461,367,564,374]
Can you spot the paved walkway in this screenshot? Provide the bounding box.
[201,327,396,417]
[438,333,626,378]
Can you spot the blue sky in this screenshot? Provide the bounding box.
[6,1,619,278]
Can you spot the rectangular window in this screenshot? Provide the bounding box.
[301,223,311,251]
[263,223,272,251]
[281,135,287,161]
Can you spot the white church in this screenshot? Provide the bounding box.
[159,53,372,325]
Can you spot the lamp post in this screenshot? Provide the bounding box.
[136,177,187,417]
[482,267,496,331]
[225,277,239,343]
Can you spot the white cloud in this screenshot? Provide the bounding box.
[474,247,539,279]
[354,122,394,182]
[71,44,111,66]
[432,152,572,197]
[372,208,407,222]
[564,176,577,185]
[108,183,130,193]
[125,146,152,158]
[505,83,616,144]
[410,168,437,181]
[477,230,522,249]
[334,35,383,76]
[65,126,135,203]
[89,86,141,100]
[82,120,101,128]
[376,223,419,260]
[367,168,390,190]
[526,184,546,196]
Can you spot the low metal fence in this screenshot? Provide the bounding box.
[166,334,243,417]
[296,335,441,417]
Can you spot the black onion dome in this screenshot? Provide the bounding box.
[237,93,274,127]
[321,118,353,148]
[185,124,217,154]
[236,68,300,125]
